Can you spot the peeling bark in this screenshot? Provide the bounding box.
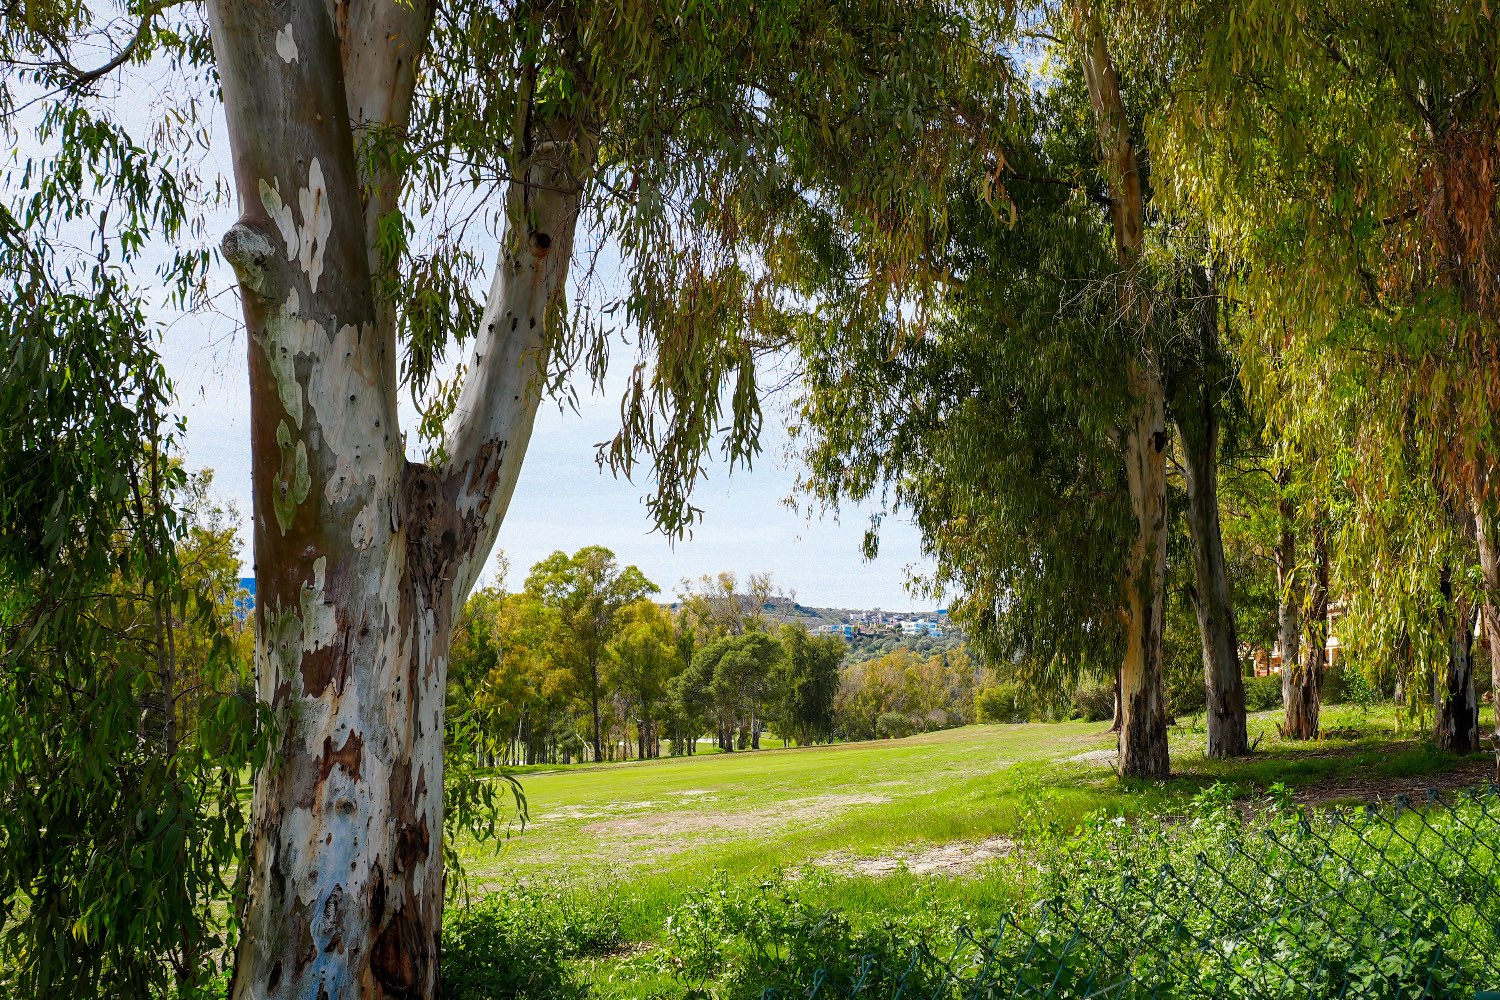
[1117,359,1171,779]
[1078,10,1169,779]
[1283,519,1327,741]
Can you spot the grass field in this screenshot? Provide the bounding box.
[452,704,1493,996]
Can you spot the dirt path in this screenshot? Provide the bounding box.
[812,835,1016,878]
[1294,755,1495,808]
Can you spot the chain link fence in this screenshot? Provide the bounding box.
[758,787,1500,1000]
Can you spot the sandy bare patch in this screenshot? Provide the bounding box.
[1068,749,1118,767]
[536,800,665,824]
[584,792,890,840]
[814,836,1017,878]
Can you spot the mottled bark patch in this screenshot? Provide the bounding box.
[371,906,422,996]
[319,730,365,783]
[395,817,430,873]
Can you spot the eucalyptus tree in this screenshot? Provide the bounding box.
[3,0,995,995]
[606,598,682,759]
[1144,0,1500,747]
[799,3,1259,775]
[525,547,656,762]
[0,325,261,995]
[0,126,263,998]
[796,145,1135,754]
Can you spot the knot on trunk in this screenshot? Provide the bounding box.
[222,222,278,296]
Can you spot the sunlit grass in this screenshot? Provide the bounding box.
[450,702,1489,995]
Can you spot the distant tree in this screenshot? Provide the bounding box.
[525,548,658,762]
[835,646,984,740]
[607,600,684,759]
[677,633,783,751]
[677,571,787,640]
[775,625,844,745]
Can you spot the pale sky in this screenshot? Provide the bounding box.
[11,48,939,610]
[162,319,935,609]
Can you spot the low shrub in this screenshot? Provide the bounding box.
[1072,684,1114,722]
[659,873,962,1000]
[1324,660,1382,710]
[976,683,1028,724]
[875,711,915,739]
[442,877,623,1000]
[1243,674,1283,711]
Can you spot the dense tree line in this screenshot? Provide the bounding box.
[795,0,1500,779]
[447,560,850,765]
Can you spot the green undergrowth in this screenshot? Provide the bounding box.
[446,785,1500,999]
[442,708,1496,999]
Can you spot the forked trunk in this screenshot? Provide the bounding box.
[211,3,588,994]
[1177,363,1247,757]
[1435,563,1480,754]
[1283,520,1327,741]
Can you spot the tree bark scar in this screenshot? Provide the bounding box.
[371,905,423,996]
[301,643,338,695]
[394,816,430,873]
[370,861,387,923]
[319,730,365,782]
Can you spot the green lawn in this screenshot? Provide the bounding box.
[453,703,1492,996]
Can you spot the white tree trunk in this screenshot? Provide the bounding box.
[207,3,590,996]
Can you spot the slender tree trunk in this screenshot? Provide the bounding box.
[1117,361,1172,778]
[1078,12,1169,779]
[1284,520,1328,740]
[1274,468,1300,714]
[1177,368,1247,757]
[1435,562,1480,753]
[1474,500,1500,736]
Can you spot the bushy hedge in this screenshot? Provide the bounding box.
[442,879,622,1000]
[1071,683,1114,722]
[976,683,1028,724]
[1244,673,1283,711]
